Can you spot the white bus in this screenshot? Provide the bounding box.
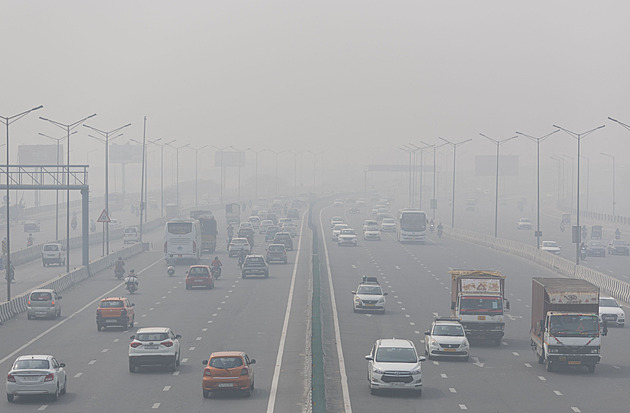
[398,209,427,243]
[164,218,202,262]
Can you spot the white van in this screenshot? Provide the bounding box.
[124,227,140,244]
[248,216,261,230]
[42,243,66,267]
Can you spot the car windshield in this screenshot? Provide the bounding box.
[589,241,603,247]
[549,314,599,337]
[246,257,264,263]
[600,298,619,307]
[209,357,243,369]
[357,285,383,295]
[460,297,503,313]
[189,267,209,276]
[433,324,465,336]
[101,300,124,308]
[375,347,417,363]
[543,242,558,248]
[383,218,395,224]
[43,245,59,251]
[14,359,50,370]
[612,240,628,246]
[30,292,52,301]
[232,239,248,245]
[340,229,356,235]
[137,332,169,341]
[268,246,284,252]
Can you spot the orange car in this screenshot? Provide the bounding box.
[96,297,135,331]
[202,351,256,397]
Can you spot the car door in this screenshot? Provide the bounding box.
[245,354,254,381]
[368,344,376,379]
[51,358,65,387]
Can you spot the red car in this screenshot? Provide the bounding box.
[185,265,214,290]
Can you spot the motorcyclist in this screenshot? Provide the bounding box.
[27,233,34,247]
[437,222,443,236]
[211,256,222,277]
[429,219,435,232]
[227,224,234,243]
[237,249,247,267]
[125,269,138,288]
[115,257,125,275]
[615,228,621,240]
[580,242,587,260]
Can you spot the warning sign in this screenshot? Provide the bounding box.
[97,209,111,223]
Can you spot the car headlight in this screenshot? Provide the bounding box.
[590,347,600,354]
[410,368,422,375]
[354,297,361,304]
[373,367,385,375]
[548,347,560,353]
[377,297,385,304]
[460,340,469,349]
[429,338,439,347]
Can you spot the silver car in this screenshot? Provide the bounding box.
[27,289,62,320]
[365,338,425,396]
[6,355,67,402]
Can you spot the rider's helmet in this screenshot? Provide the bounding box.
[29,233,32,236]
[215,256,219,260]
[129,269,135,275]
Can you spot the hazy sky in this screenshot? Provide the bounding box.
[2,1,630,207]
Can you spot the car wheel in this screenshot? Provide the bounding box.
[416,389,422,397]
[60,378,67,395]
[28,313,32,320]
[169,358,177,372]
[51,384,59,401]
[176,351,181,366]
[97,324,102,332]
[129,360,136,373]
[370,387,378,395]
[545,359,554,372]
[242,273,246,279]
[7,394,14,402]
[130,317,134,328]
[264,272,269,278]
[203,389,211,398]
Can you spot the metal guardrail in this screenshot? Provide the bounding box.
[444,226,630,304]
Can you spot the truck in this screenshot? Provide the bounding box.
[530,278,605,373]
[190,210,218,253]
[450,270,509,345]
[225,203,240,226]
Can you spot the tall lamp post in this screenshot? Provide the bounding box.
[480,133,518,238]
[246,148,267,201]
[601,152,616,217]
[399,145,419,207]
[410,142,431,210]
[427,142,448,223]
[1,105,43,301]
[39,131,76,241]
[40,113,96,273]
[133,138,172,217]
[516,130,559,248]
[267,150,288,197]
[439,138,472,228]
[85,121,130,254]
[553,124,605,265]
[185,144,208,208]
[166,142,189,212]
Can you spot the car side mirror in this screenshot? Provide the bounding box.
[175,334,181,339]
[131,303,135,307]
[383,292,388,296]
[424,331,430,335]
[58,296,62,299]
[130,335,135,340]
[250,359,256,364]
[352,291,356,295]
[59,363,65,368]
[202,360,208,365]
[365,355,373,361]
[418,356,427,362]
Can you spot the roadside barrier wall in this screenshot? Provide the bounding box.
[445,226,630,304]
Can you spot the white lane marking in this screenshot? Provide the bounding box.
[88,360,96,365]
[459,405,468,410]
[149,307,155,311]
[162,296,166,299]
[38,406,48,411]
[202,328,208,332]
[524,363,532,368]
[553,390,563,396]
[398,301,403,304]
[189,347,195,351]
[212,313,218,317]
[352,264,357,269]
[401,307,406,311]
[613,365,620,369]
[571,408,581,412]
[405,314,410,318]
[432,312,439,317]
[207,320,213,324]
[156,302,161,305]
[101,349,108,353]
[266,209,307,413]
[152,403,160,408]
[395,265,400,270]
[217,307,222,310]
[221,301,226,304]
[441,373,448,378]
[196,337,202,341]
[538,376,546,381]
[410,322,415,326]
[512,352,519,356]
[315,208,352,413]
[74,372,83,378]
[172,371,180,376]
[141,314,147,318]
[0,257,165,367]
[113,338,119,343]
[433,361,440,366]
[181,358,188,363]
[414,331,420,335]
[163,386,171,391]
[449,387,457,393]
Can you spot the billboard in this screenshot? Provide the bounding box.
[18,145,64,164]
[215,151,245,167]
[475,155,519,176]
[110,143,143,164]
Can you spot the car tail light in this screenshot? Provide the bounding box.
[28,301,31,305]
[7,374,15,382]
[203,368,212,376]
[44,373,54,382]
[240,368,248,376]
[51,301,55,305]
[161,340,173,347]
[130,342,142,348]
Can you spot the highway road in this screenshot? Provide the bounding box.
[1,206,311,412]
[317,201,630,413]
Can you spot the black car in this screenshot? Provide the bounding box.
[287,208,300,220]
[586,240,606,257]
[241,255,269,278]
[608,240,630,256]
[265,226,280,242]
[273,232,293,251]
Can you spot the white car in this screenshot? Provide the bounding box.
[540,241,561,255]
[380,217,397,232]
[332,223,349,241]
[228,237,252,257]
[259,219,274,234]
[365,338,425,396]
[600,296,625,327]
[247,216,261,230]
[123,226,140,244]
[424,318,470,361]
[330,216,344,229]
[363,228,381,241]
[239,222,254,231]
[281,222,298,237]
[333,199,343,207]
[363,220,379,232]
[338,228,358,246]
[129,327,181,372]
[109,218,122,229]
[353,277,387,312]
[6,355,67,402]
[517,218,533,230]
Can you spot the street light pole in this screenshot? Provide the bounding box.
[40,113,96,273]
[553,123,605,265]
[516,130,559,248]
[439,138,472,228]
[480,133,518,238]
[184,144,208,208]
[166,142,190,213]
[601,152,616,217]
[1,105,43,301]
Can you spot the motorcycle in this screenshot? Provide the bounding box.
[114,268,125,280]
[237,254,245,268]
[125,277,138,294]
[167,265,175,277]
[580,246,587,260]
[211,265,222,279]
[26,239,34,247]
[429,222,435,233]
[560,223,565,232]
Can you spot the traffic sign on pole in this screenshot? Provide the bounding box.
[97,209,111,223]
